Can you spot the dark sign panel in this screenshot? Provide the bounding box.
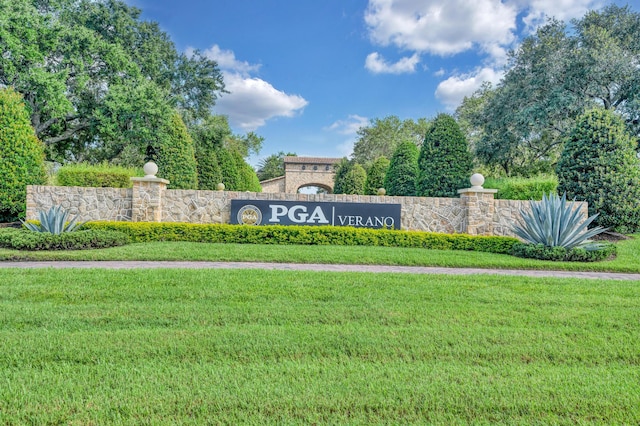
[231,200,401,229]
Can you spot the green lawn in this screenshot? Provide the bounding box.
[1,235,640,272]
[1,268,639,424]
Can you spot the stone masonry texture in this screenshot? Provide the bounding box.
[26,185,588,237]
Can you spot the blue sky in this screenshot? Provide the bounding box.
[126,0,634,164]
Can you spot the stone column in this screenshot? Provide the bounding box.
[457,174,498,236]
[130,162,169,222]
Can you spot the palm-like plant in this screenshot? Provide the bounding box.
[512,192,606,249]
[21,206,86,235]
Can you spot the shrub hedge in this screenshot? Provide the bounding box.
[82,222,519,254]
[0,228,131,251]
[484,175,558,200]
[55,163,141,188]
[511,242,616,262]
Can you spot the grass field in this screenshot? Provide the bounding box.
[1,235,640,272]
[1,268,639,424]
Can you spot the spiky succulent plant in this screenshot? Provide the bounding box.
[21,206,86,235]
[512,192,606,249]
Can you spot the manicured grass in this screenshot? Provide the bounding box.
[0,235,639,272]
[0,268,638,424]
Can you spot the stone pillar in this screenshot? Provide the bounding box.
[457,174,498,236]
[129,161,169,222]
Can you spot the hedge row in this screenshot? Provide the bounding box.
[511,242,617,262]
[56,163,141,188]
[0,228,130,251]
[484,175,558,200]
[83,222,520,254]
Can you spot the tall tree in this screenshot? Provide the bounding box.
[0,0,224,163]
[365,157,390,195]
[459,5,640,175]
[351,116,430,167]
[155,112,198,190]
[0,88,47,221]
[256,152,296,181]
[334,158,367,195]
[556,108,640,233]
[384,141,420,196]
[417,114,473,197]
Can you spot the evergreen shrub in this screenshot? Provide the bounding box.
[83,221,519,254]
[511,242,616,262]
[365,157,390,195]
[484,175,558,200]
[55,163,140,188]
[556,109,640,233]
[0,88,47,221]
[0,228,130,251]
[417,114,473,197]
[156,112,198,189]
[384,141,419,196]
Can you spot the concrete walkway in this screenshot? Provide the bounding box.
[1,260,640,280]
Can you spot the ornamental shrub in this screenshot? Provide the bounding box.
[556,109,640,233]
[342,163,367,195]
[217,148,241,191]
[365,156,390,195]
[0,228,130,251]
[332,158,351,194]
[334,159,367,194]
[156,112,198,189]
[232,150,262,192]
[484,174,558,200]
[55,162,140,188]
[0,88,47,221]
[511,242,616,262]
[83,221,519,254]
[417,114,473,197]
[384,141,419,196]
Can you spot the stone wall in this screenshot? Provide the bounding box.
[26,180,588,238]
[260,176,285,193]
[27,185,132,221]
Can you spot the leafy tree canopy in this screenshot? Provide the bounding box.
[351,116,430,167]
[457,5,640,175]
[0,0,225,163]
[257,151,297,181]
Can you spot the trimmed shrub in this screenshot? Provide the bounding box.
[332,158,351,194]
[417,114,473,197]
[511,242,616,262]
[0,228,130,251]
[55,162,140,188]
[556,109,640,233]
[192,116,227,190]
[232,150,262,192]
[217,148,241,191]
[384,141,419,196]
[365,157,390,195]
[83,221,519,254]
[334,159,367,195]
[156,112,199,189]
[0,88,47,221]
[484,175,558,200]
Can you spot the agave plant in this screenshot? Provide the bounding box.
[21,206,86,235]
[512,192,606,249]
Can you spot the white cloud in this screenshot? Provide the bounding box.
[326,115,369,135]
[326,115,370,157]
[365,52,421,74]
[195,44,308,131]
[215,74,308,131]
[198,45,261,76]
[435,67,503,110]
[365,0,517,57]
[514,0,605,32]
